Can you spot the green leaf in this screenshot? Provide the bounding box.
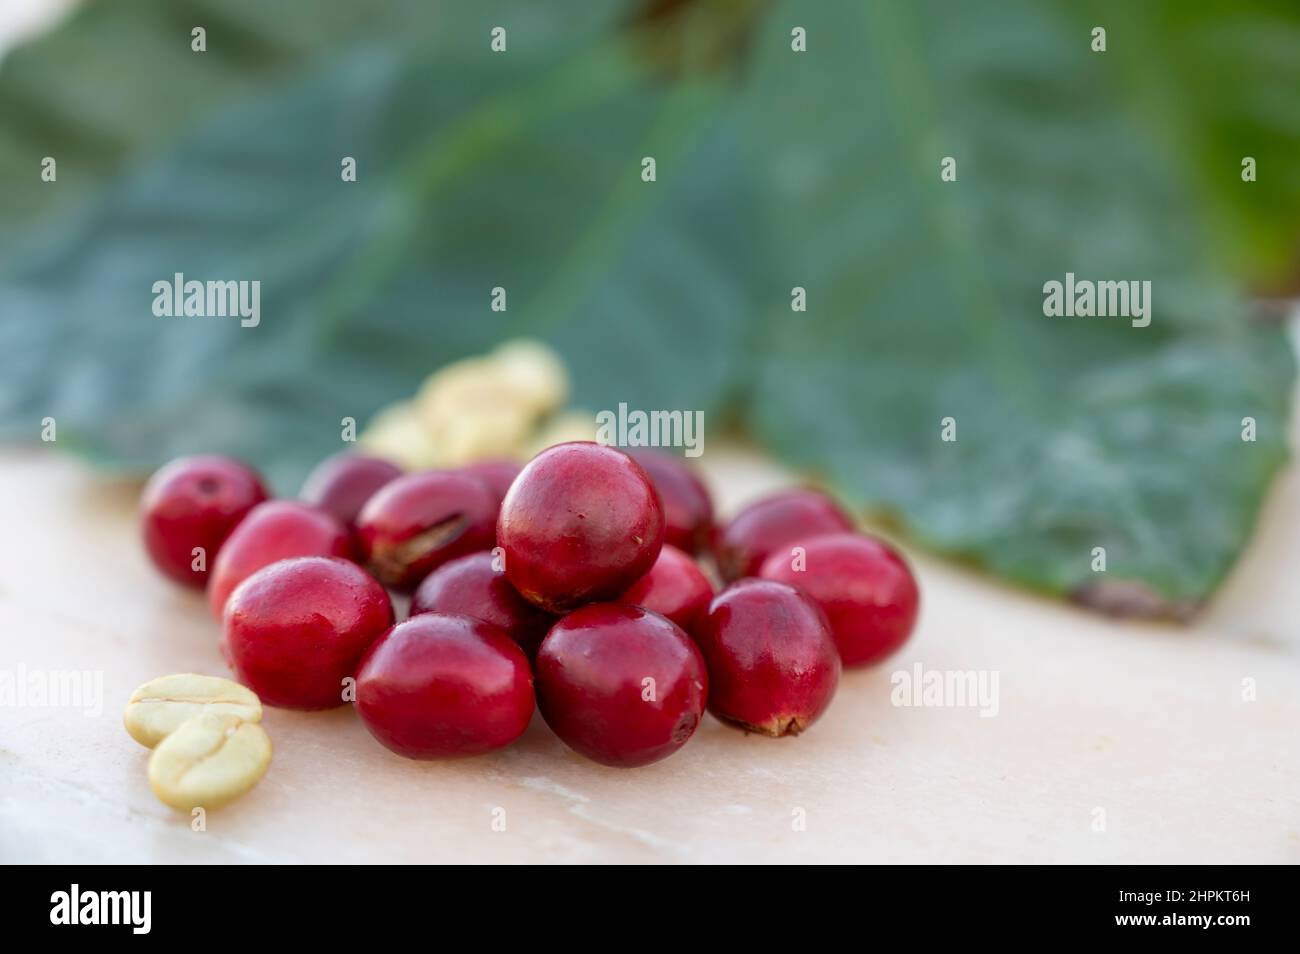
[1088,0,1300,290]
[0,8,753,491]
[737,0,1294,607]
[0,0,1296,612]
[0,0,628,252]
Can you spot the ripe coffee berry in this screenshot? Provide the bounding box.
[535,604,707,768]
[356,470,498,590]
[410,551,556,658]
[299,452,403,529]
[460,458,522,507]
[693,579,840,737]
[714,488,853,582]
[628,450,714,555]
[355,613,535,759]
[498,442,664,613]
[207,500,353,619]
[140,455,267,587]
[760,532,919,667]
[222,556,394,710]
[618,544,714,633]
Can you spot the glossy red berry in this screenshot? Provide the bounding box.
[535,604,707,767]
[618,544,714,633]
[628,450,714,555]
[461,458,522,507]
[140,455,268,587]
[692,579,840,737]
[760,532,919,667]
[356,470,498,590]
[207,500,353,619]
[410,551,556,658]
[497,442,664,613]
[355,613,535,759]
[299,452,403,529]
[714,488,853,582]
[222,556,394,710]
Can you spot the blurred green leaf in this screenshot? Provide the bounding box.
[0,0,628,252]
[1092,0,1300,291]
[0,0,1296,611]
[0,3,752,490]
[737,0,1294,606]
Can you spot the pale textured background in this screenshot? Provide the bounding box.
[1,3,1297,864]
[2,439,1298,864]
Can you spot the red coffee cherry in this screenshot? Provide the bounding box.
[410,551,556,659]
[222,556,394,710]
[618,544,714,633]
[356,470,498,590]
[535,604,707,768]
[207,500,353,619]
[628,449,714,556]
[355,613,535,759]
[714,488,853,582]
[299,452,403,529]
[760,532,919,667]
[140,455,268,587]
[497,442,664,613]
[692,579,840,737]
[460,458,522,507]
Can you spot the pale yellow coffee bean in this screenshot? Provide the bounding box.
[123,673,262,748]
[417,340,568,427]
[415,356,501,424]
[363,339,573,468]
[431,406,536,465]
[526,409,599,457]
[147,711,272,811]
[491,339,569,415]
[359,400,442,469]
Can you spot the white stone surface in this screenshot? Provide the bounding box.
[0,448,1296,863]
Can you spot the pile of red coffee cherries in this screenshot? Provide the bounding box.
[140,442,919,768]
